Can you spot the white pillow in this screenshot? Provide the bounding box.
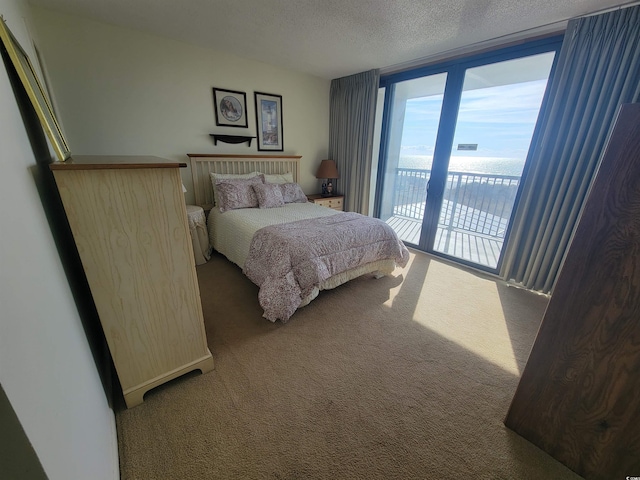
[262,172,294,184]
[209,171,259,205]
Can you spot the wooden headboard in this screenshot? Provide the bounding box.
[187,154,301,210]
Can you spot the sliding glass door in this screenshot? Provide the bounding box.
[433,52,556,267]
[376,37,561,272]
[377,73,447,246]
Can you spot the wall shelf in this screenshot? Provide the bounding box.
[209,134,255,147]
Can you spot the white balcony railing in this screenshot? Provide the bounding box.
[392,168,521,240]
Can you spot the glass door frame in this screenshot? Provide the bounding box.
[374,35,564,273]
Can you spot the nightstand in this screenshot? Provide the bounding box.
[307,194,344,211]
[186,205,211,265]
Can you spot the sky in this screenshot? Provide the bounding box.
[399,79,550,161]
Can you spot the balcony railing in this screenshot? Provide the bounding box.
[391,168,521,239]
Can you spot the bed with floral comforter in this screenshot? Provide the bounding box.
[243,211,409,322]
[200,166,409,322]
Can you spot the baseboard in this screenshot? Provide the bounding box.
[110,412,120,479]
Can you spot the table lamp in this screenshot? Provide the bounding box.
[315,159,339,197]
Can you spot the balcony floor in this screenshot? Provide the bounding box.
[386,215,503,268]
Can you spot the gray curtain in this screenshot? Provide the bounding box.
[501,5,640,293]
[329,69,380,214]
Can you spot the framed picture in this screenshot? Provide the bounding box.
[0,18,71,162]
[212,87,248,127]
[254,91,283,151]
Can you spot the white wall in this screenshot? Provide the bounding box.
[30,7,331,203]
[0,0,118,479]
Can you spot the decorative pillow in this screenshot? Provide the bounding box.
[252,183,285,209]
[262,172,294,184]
[215,176,264,212]
[210,171,260,205]
[279,182,308,204]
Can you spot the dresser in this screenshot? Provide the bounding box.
[50,155,213,408]
[307,194,344,211]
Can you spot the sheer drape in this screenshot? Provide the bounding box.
[501,5,640,293]
[329,69,379,214]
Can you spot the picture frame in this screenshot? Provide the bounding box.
[0,17,71,162]
[212,87,248,128]
[254,91,283,151]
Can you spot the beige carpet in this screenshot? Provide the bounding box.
[116,249,582,480]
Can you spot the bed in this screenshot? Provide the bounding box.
[188,154,409,322]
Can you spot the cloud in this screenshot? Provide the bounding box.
[398,79,548,154]
[456,80,549,124]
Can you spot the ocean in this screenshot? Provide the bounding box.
[399,155,525,177]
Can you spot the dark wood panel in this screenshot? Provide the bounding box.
[505,103,640,480]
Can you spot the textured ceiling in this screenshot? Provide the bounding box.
[29,0,634,79]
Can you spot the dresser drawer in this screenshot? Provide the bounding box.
[308,195,344,211]
[318,197,343,210]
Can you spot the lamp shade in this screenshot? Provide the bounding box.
[315,159,339,179]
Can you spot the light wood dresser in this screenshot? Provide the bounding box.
[50,155,213,408]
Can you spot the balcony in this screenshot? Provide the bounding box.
[383,168,521,268]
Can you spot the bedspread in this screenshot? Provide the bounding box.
[243,212,410,322]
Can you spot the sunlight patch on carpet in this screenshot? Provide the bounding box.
[395,255,522,375]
